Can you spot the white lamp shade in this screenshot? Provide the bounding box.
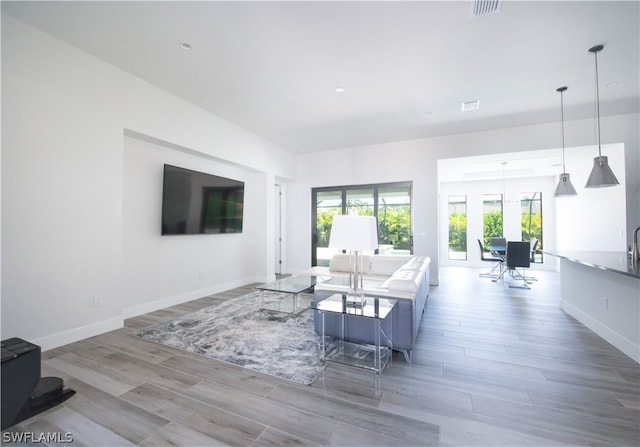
[328,215,378,251]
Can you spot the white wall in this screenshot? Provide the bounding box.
[122,136,267,318]
[1,15,295,349]
[290,113,639,284]
[560,259,639,363]
[554,143,627,251]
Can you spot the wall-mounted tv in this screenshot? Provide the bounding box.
[161,164,244,235]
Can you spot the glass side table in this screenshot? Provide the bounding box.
[315,293,397,394]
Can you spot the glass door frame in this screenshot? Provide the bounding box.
[311,181,413,266]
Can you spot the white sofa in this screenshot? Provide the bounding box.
[312,254,430,363]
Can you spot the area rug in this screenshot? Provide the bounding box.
[135,291,324,385]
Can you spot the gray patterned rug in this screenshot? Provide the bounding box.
[135,291,324,385]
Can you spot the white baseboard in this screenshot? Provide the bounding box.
[33,316,124,352]
[561,299,640,363]
[33,279,257,352]
[122,278,255,319]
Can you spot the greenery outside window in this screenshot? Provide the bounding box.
[448,195,467,260]
[312,182,412,266]
[521,192,543,263]
[315,190,342,256]
[483,194,503,248]
[378,185,412,253]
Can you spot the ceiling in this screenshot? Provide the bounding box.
[438,145,582,183]
[2,1,639,154]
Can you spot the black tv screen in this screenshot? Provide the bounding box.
[161,164,244,235]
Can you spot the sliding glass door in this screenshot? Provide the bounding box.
[311,182,412,266]
[314,190,343,267]
[378,185,412,254]
[346,188,375,216]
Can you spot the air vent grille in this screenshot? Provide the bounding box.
[461,100,480,112]
[472,0,503,17]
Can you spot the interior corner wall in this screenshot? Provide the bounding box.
[1,14,294,350]
[121,136,265,318]
[554,143,627,251]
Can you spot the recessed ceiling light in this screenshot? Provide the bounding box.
[180,42,192,50]
[335,87,345,93]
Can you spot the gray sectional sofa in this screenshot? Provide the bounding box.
[312,254,430,363]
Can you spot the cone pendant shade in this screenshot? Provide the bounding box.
[586,155,619,188]
[585,44,619,188]
[555,173,577,196]
[554,86,577,197]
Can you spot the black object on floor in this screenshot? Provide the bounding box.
[1,338,76,430]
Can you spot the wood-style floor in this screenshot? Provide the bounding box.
[4,266,639,446]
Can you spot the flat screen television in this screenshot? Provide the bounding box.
[161,164,244,235]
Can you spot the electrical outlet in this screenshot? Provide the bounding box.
[92,296,101,307]
[603,297,608,309]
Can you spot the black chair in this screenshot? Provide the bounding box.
[489,237,507,256]
[529,238,539,263]
[524,239,539,281]
[505,241,531,289]
[478,239,504,278]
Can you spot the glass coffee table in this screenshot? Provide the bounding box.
[256,275,329,315]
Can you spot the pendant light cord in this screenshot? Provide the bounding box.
[560,89,566,173]
[594,48,602,157]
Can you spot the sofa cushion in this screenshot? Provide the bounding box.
[400,260,424,271]
[369,255,413,276]
[399,258,430,280]
[381,268,420,292]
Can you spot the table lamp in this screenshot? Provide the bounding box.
[328,215,379,302]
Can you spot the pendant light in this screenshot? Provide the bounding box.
[585,44,620,188]
[554,86,577,197]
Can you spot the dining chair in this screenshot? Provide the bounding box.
[505,241,532,289]
[478,239,504,278]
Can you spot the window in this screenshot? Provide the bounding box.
[378,185,412,254]
[521,192,543,263]
[314,190,343,267]
[311,182,412,266]
[346,188,374,216]
[448,195,467,260]
[482,194,503,248]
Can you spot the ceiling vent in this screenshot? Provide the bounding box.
[472,0,503,17]
[461,100,480,112]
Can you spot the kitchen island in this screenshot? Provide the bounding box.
[545,250,639,363]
